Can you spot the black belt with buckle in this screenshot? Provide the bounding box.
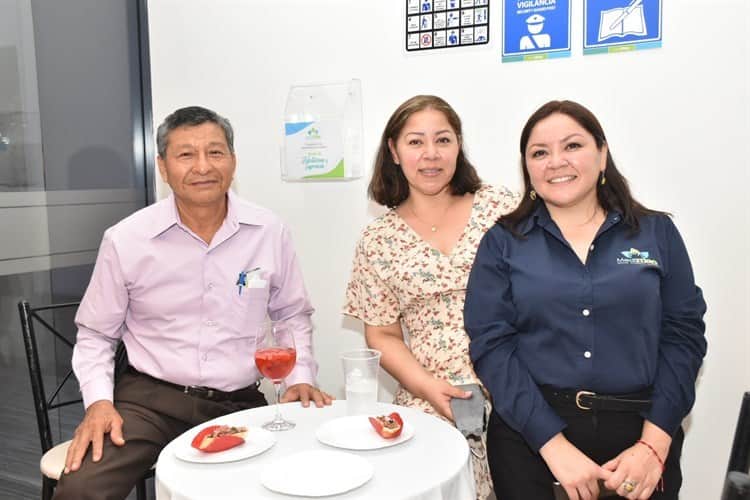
[540,386,652,413]
[127,366,261,403]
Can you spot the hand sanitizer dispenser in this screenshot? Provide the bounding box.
[281,79,363,181]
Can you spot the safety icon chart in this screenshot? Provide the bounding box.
[584,0,662,54]
[405,0,490,52]
[502,0,571,63]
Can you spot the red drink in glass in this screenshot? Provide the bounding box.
[254,347,296,382]
[255,321,297,431]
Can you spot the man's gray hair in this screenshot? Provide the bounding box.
[156,106,234,158]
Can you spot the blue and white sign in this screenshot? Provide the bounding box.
[406,0,490,51]
[502,0,571,62]
[584,0,662,54]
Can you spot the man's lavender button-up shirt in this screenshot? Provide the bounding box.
[72,191,317,408]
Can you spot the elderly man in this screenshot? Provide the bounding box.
[55,106,332,499]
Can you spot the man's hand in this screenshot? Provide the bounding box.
[280,383,334,407]
[64,400,125,474]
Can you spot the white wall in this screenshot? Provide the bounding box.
[148,1,749,496]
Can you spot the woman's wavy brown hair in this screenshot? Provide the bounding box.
[368,95,482,208]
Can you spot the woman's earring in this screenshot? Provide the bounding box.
[529,190,537,201]
[600,173,606,185]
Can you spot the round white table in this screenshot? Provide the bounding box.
[156,400,475,500]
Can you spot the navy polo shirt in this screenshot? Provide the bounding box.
[464,205,707,451]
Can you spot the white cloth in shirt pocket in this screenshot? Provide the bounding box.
[229,281,270,334]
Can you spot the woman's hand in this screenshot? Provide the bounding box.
[603,421,671,499]
[601,445,662,499]
[365,323,470,421]
[540,433,611,500]
[418,377,472,421]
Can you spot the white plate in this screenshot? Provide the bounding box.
[174,425,276,464]
[315,415,415,450]
[260,450,373,497]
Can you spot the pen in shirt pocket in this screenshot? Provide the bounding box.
[236,267,260,296]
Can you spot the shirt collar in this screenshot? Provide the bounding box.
[225,190,264,226]
[598,208,624,233]
[517,203,550,236]
[148,190,263,239]
[517,203,623,236]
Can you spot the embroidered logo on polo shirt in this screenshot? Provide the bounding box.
[617,248,659,266]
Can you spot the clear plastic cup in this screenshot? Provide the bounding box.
[341,349,381,415]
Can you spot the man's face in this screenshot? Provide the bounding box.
[157,122,236,209]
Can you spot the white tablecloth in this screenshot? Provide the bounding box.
[156,400,475,500]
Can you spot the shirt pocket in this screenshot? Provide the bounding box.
[228,284,270,336]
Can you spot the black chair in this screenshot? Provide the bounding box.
[722,472,750,500]
[18,300,151,500]
[728,392,750,474]
[721,392,750,500]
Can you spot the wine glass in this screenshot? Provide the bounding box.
[254,321,297,431]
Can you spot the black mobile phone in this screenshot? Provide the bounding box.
[553,480,617,499]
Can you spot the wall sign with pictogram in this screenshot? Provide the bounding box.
[583,0,662,55]
[405,0,490,51]
[502,0,571,63]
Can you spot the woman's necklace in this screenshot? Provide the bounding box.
[408,199,453,233]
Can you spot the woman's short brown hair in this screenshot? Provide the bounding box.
[368,95,482,208]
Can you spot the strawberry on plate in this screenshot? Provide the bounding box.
[368,413,403,439]
[190,425,248,453]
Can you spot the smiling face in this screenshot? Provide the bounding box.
[524,112,607,210]
[387,107,460,198]
[157,122,236,211]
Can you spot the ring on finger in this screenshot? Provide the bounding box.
[621,479,637,493]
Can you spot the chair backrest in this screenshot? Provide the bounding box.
[721,471,750,500]
[18,300,82,454]
[728,392,750,474]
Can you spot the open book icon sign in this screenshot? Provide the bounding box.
[598,1,647,41]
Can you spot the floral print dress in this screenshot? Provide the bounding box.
[344,184,519,500]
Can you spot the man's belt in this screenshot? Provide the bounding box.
[540,386,652,413]
[127,366,261,403]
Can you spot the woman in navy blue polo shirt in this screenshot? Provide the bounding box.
[464,100,706,500]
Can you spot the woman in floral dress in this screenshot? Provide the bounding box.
[344,95,518,499]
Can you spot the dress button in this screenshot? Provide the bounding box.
[202,354,208,361]
[582,309,590,317]
[207,282,214,289]
[205,320,215,326]
[584,351,592,359]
